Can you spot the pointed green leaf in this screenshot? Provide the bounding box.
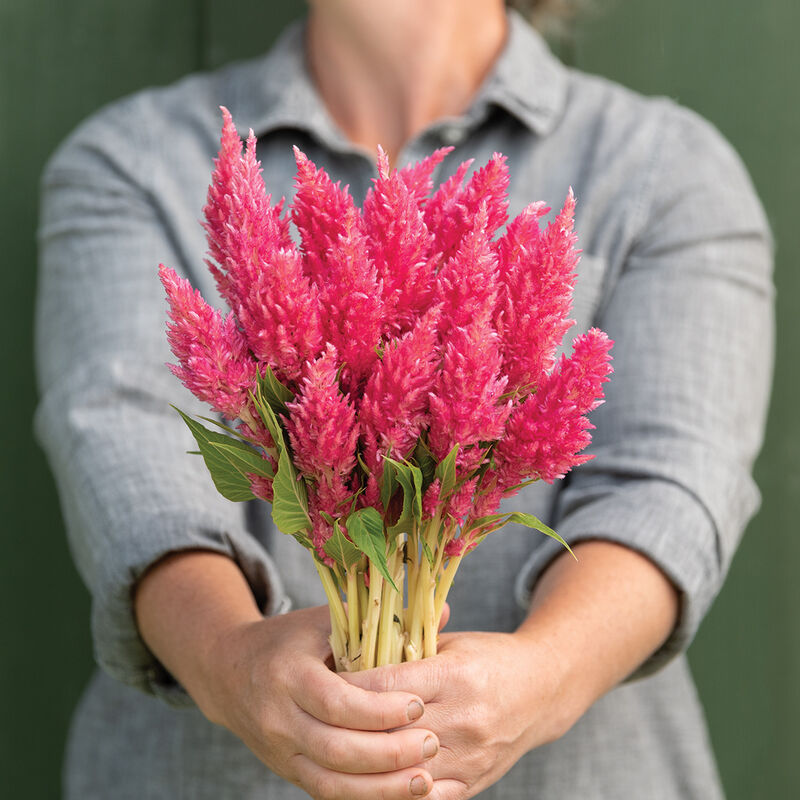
[413,437,436,489]
[271,445,312,536]
[208,440,274,479]
[197,415,252,442]
[257,365,295,415]
[384,457,423,536]
[289,529,314,549]
[435,444,459,500]
[380,459,398,512]
[346,507,397,591]
[173,407,257,502]
[507,512,575,559]
[251,389,289,453]
[324,520,362,569]
[420,536,435,569]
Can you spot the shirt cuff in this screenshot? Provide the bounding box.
[90,508,290,708]
[513,479,720,680]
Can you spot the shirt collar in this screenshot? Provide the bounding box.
[227,9,568,145]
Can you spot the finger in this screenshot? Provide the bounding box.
[290,660,427,731]
[291,754,434,800]
[438,602,450,631]
[341,658,445,705]
[298,714,439,773]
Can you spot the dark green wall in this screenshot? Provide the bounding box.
[1,2,795,797]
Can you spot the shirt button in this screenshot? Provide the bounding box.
[439,124,466,146]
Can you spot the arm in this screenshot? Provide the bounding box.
[34,99,283,701]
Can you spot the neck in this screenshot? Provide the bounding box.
[306,0,507,165]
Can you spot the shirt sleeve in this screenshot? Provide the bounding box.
[34,101,289,706]
[514,102,775,678]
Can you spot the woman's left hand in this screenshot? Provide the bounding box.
[340,628,583,800]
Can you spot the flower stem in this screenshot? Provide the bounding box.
[434,554,462,631]
[360,560,384,670]
[346,568,361,666]
[376,544,401,666]
[314,560,348,671]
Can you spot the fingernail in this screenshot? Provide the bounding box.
[423,736,438,759]
[407,700,424,721]
[410,775,428,796]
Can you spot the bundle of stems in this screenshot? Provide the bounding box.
[160,109,613,670]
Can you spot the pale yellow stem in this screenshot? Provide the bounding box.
[314,561,348,670]
[346,568,361,665]
[360,561,384,670]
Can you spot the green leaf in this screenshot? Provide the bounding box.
[465,511,574,559]
[271,444,312,537]
[252,390,288,453]
[413,437,436,489]
[324,520,362,569]
[346,507,397,591]
[380,459,398,512]
[208,440,274,479]
[420,536,435,568]
[506,512,575,559]
[256,365,294,415]
[384,457,423,536]
[197,415,252,442]
[435,443,459,500]
[173,407,257,502]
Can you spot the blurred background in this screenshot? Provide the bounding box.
[1,1,796,796]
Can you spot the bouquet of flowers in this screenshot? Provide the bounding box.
[159,108,613,672]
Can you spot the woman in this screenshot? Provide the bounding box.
[36,1,773,797]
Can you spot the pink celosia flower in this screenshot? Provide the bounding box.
[422,479,441,520]
[495,191,580,394]
[248,473,274,503]
[203,108,291,307]
[425,153,509,263]
[491,326,613,488]
[434,202,499,337]
[428,317,510,473]
[444,477,479,525]
[364,148,437,330]
[285,345,360,483]
[396,146,452,204]
[423,158,474,260]
[293,148,386,390]
[292,146,362,283]
[159,264,256,420]
[359,307,440,473]
[233,246,324,385]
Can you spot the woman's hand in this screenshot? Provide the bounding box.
[203,606,442,799]
[135,552,440,800]
[340,541,680,799]
[340,628,580,800]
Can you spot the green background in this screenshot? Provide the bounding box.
[1,1,796,796]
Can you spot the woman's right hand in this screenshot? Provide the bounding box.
[135,552,437,799]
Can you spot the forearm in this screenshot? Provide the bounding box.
[133,550,264,720]
[517,540,680,725]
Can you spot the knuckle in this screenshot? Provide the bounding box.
[313,772,338,800]
[319,733,345,769]
[320,687,345,722]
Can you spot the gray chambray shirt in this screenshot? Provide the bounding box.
[35,11,773,799]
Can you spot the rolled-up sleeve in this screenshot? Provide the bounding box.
[34,103,287,705]
[515,103,775,677]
